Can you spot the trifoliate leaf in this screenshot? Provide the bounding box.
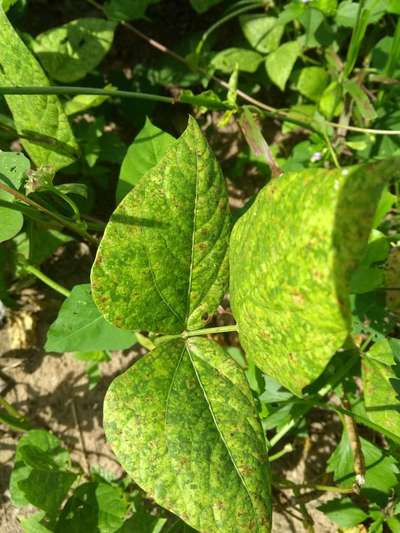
[230,158,400,395]
[104,337,271,532]
[91,117,230,334]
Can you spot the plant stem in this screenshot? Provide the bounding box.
[0,182,96,244]
[269,419,296,448]
[269,443,293,462]
[182,324,238,338]
[24,264,71,298]
[0,86,233,111]
[342,395,366,489]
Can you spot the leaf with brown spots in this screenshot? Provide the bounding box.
[230,158,400,395]
[104,337,271,532]
[91,117,230,334]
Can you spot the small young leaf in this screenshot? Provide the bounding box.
[211,48,264,74]
[0,7,78,170]
[239,15,283,54]
[116,117,175,203]
[104,338,271,532]
[230,158,400,395]
[45,284,136,352]
[91,117,230,334]
[32,18,116,83]
[362,339,400,438]
[265,41,301,91]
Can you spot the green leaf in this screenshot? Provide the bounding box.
[104,337,271,532]
[318,80,343,118]
[362,339,400,438]
[32,18,116,83]
[0,151,30,242]
[327,429,398,503]
[56,482,129,533]
[265,41,301,91]
[239,15,283,54]
[91,117,230,334]
[45,284,136,352]
[0,207,23,242]
[0,7,78,170]
[318,497,368,528]
[296,66,330,102]
[1,0,18,12]
[372,187,396,227]
[10,430,75,511]
[230,158,400,395]
[20,512,53,533]
[310,0,337,16]
[211,48,263,74]
[116,117,175,203]
[190,0,223,13]
[104,0,160,21]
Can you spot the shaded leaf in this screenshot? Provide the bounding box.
[0,7,77,170]
[104,337,271,532]
[190,0,223,14]
[318,497,368,528]
[230,158,400,395]
[104,0,160,21]
[10,430,74,509]
[116,117,175,203]
[56,482,129,533]
[327,429,398,503]
[32,18,116,83]
[0,151,30,242]
[91,117,230,334]
[45,284,136,352]
[265,41,301,91]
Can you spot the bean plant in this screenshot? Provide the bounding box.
[1,0,400,532]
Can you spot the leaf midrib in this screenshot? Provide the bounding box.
[184,343,259,529]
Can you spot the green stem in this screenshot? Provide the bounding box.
[0,181,96,244]
[269,419,296,448]
[0,86,233,111]
[269,443,293,462]
[323,131,340,169]
[182,324,238,338]
[24,264,71,298]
